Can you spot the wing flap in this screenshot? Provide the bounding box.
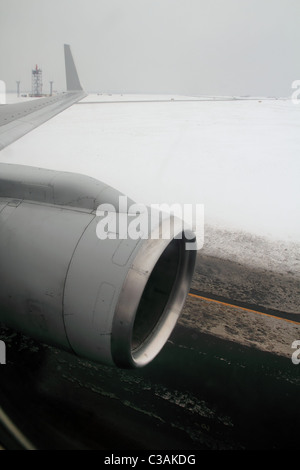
[0,91,86,151]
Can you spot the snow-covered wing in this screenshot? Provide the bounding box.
[0,45,86,151]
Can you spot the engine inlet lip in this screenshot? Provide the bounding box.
[111,216,196,368]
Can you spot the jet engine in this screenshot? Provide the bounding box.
[0,164,196,368]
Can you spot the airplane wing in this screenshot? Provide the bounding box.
[0,45,196,370]
[0,44,87,151]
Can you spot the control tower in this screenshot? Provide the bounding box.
[31,65,43,97]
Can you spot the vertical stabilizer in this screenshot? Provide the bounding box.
[64,44,83,91]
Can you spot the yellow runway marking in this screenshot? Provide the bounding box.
[188,293,300,326]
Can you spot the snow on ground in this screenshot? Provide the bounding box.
[4,94,40,104]
[0,93,299,272]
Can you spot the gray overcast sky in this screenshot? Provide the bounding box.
[0,0,299,96]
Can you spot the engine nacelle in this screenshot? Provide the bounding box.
[0,164,196,368]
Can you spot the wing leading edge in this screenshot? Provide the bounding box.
[0,45,87,151]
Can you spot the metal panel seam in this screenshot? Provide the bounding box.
[61,214,97,354]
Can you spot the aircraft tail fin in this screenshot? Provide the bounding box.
[64,44,83,91]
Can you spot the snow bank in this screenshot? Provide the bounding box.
[0,94,299,270]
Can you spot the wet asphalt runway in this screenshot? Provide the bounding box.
[0,254,299,450]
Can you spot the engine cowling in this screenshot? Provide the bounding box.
[0,164,196,368]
